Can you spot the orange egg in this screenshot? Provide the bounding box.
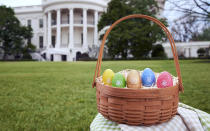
[127,70,142,89]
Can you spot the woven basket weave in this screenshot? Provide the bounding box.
[92,14,184,126]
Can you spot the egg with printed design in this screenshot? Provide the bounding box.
[157,71,173,88]
[141,68,156,87]
[127,70,142,89]
[102,69,115,86]
[112,73,126,88]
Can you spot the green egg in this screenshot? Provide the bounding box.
[112,73,126,88]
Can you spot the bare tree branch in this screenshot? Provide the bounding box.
[193,0,210,14]
[167,0,210,20]
[200,0,210,6]
[165,0,210,41]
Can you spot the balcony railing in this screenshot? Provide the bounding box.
[61,20,69,24]
[60,44,68,48]
[51,18,94,25]
[74,43,82,48]
[74,19,83,24]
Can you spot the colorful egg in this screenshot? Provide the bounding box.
[141,68,156,87]
[102,69,115,86]
[127,70,141,89]
[157,71,173,88]
[112,73,126,88]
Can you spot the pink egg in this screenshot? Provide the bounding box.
[157,71,173,88]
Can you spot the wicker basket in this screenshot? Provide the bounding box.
[92,14,184,126]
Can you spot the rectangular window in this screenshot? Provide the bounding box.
[27,19,31,27]
[39,19,43,28]
[67,14,69,24]
[39,36,43,48]
[81,14,83,24]
[81,33,83,45]
[52,36,56,47]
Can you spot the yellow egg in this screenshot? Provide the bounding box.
[127,70,141,89]
[102,69,115,86]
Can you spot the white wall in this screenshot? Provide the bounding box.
[15,13,44,49]
[163,41,210,58]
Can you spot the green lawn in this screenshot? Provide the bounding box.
[0,60,210,130]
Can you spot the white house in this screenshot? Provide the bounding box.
[13,0,109,61]
[12,0,166,61]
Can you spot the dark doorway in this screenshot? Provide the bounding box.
[61,55,67,61]
[76,52,81,61]
[50,54,54,61]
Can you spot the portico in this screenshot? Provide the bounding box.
[44,7,101,61]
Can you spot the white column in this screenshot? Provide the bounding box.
[69,8,74,49]
[43,13,47,48]
[94,10,98,46]
[47,11,52,48]
[185,48,189,58]
[83,8,88,51]
[56,9,61,48]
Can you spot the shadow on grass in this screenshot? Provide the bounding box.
[193,60,210,63]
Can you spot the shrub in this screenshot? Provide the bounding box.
[22,52,32,60]
[152,44,167,58]
[197,48,206,57]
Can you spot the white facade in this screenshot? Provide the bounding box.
[13,0,166,61]
[14,0,108,61]
[163,41,210,58]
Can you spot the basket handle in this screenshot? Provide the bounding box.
[92,14,184,92]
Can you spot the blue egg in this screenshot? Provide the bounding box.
[141,68,156,87]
